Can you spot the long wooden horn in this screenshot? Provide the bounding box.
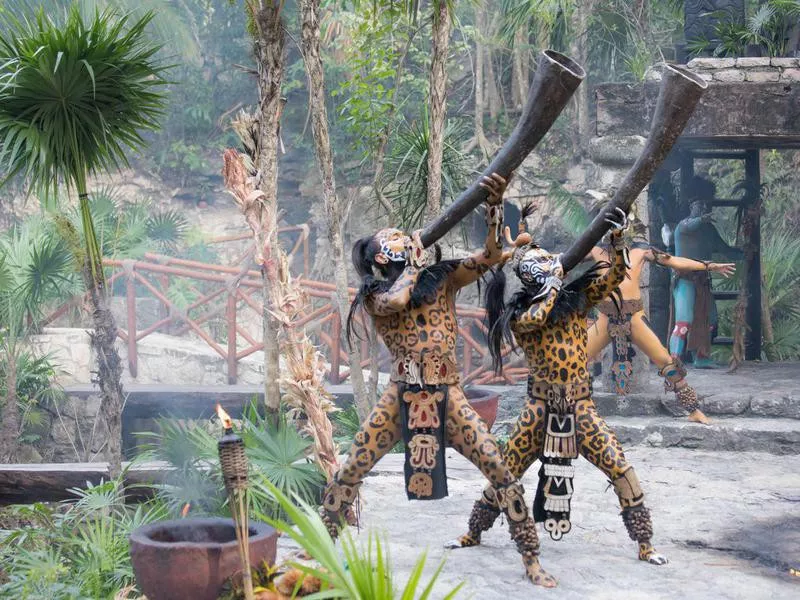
[419,50,585,248]
[558,64,708,272]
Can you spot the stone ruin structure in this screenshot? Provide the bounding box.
[572,53,800,391]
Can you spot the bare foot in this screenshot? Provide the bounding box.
[444,534,479,549]
[687,409,711,425]
[639,543,668,565]
[524,557,558,588]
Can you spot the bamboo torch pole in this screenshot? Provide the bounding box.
[217,404,255,600]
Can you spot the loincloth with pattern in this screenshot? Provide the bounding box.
[596,298,645,395]
[390,351,460,386]
[528,379,591,541]
[391,351,457,501]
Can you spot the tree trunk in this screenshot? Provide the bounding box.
[75,192,124,478]
[569,0,594,157]
[299,0,371,419]
[371,27,418,218]
[485,15,502,124]
[0,351,19,463]
[252,1,286,414]
[465,3,491,160]
[512,28,528,109]
[85,272,124,478]
[425,0,451,221]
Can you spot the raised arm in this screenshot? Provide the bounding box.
[449,173,509,289]
[364,264,422,316]
[584,208,629,307]
[647,248,736,277]
[513,287,560,332]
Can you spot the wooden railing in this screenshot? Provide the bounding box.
[44,226,527,386]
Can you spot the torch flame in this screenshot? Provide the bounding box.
[181,503,191,518]
[216,403,233,429]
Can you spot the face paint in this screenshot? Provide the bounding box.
[376,228,408,263]
[517,247,556,286]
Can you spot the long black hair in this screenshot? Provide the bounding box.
[484,260,611,373]
[345,234,459,346]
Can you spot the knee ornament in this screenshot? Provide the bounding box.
[319,477,361,538]
[611,466,645,509]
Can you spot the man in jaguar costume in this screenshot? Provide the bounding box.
[320,173,549,585]
[585,213,735,424]
[449,205,667,587]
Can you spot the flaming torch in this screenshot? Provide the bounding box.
[216,404,255,600]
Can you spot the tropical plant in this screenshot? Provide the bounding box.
[687,0,800,57]
[137,401,326,521]
[383,117,471,231]
[0,476,169,600]
[262,479,466,599]
[0,5,170,476]
[0,350,65,447]
[717,224,800,360]
[0,217,77,461]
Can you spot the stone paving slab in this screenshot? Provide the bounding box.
[278,449,800,599]
[493,362,800,422]
[496,415,800,455]
[606,416,800,455]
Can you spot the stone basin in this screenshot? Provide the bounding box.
[130,517,277,600]
[465,386,499,429]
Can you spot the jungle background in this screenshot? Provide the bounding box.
[1,1,800,598]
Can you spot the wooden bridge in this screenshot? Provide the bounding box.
[44,225,528,387]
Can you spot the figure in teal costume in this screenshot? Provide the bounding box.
[668,178,743,367]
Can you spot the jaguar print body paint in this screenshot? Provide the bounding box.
[325,175,557,586]
[453,230,668,569]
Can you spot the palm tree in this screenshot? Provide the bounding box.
[0,6,169,475]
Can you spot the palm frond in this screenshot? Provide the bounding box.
[748,3,777,36]
[383,117,471,231]
[0,6,170,197]
[259,479,466,599]
[547,181,590,236]
[145,209,188,253]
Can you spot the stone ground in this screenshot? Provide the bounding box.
[277,448,800,599]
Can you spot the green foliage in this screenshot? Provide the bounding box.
[383,117,471,231]
[331,403,363,448]
[0,215,79,323]
[0,350,64,444]
[242,402,325,521]
[687,0,800,57]
[546,181,590,236]
[145,209,189,253]
[152,139,212,187]
[262,479,466,599]
[700,152,800,360]
[0,477,169,600]
[137,401,325,521]
[54,188,188,261]
[0,5,169,196]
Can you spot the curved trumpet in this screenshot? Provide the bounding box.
[420,50,586,248]
[559,64,707,272]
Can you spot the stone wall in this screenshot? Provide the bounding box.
[686,56,800,83]
[29,328,268,387]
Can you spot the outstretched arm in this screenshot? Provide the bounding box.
[584,208,629,306]
[647,248,736,277]
[449,173,509,289]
